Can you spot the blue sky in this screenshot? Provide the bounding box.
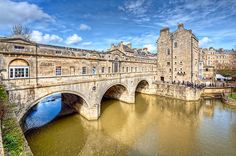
[0,0,236,52]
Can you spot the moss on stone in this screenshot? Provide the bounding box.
[0,85,31,156]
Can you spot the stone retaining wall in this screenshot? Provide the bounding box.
[155,82,202,101]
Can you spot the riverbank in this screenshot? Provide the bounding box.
[0,85,33,156]
[222,93,236,107]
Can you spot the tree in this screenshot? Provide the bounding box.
[11,24,31,40]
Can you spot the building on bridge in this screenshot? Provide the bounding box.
[0,36,158,121]
[157,23,200,83]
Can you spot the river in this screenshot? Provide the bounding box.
[25,94,236,156]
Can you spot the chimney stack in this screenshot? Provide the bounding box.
[178,23,184,30]
[160,27,169,36]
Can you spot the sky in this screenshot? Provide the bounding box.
[0,0,236,52]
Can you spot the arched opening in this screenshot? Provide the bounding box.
[101,84,129,114]
[9,59,29,79]
[102,84,128,102]
[21,92,88,133]
[135,80,149,94]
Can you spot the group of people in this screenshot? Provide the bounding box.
[171,81,206,89]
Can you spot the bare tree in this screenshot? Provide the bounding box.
[11,24,31,40]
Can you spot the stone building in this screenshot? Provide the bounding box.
[202,48,236,70]
[157,23,200,83]
[0,37,157,84]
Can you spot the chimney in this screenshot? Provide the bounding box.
[160,27,169,36]
[178,23,184,30]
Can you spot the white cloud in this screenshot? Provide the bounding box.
[81,42,92,46]
[65,34,82,45]
[199,37,212,47]
[0,0,52,26]
[144,44,156,52]
[31,30,63,43]
[79,24,91,31]
[119,0,151,17]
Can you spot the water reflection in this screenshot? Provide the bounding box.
[26,94,236,156]
[23,94,62,131]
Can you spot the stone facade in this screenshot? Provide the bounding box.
[202,48,236,70]
[155,82,202,101]
[0,37,157,121]
[157,23,200,83]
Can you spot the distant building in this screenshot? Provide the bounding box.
[157,23,200,83]
[202,48,236,70]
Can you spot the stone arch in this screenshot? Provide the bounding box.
[134,79,151,94]
[98,83,130,104]
[19,90,90,123]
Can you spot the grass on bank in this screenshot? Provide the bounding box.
[0,85,26,156]
[230,93,236,100]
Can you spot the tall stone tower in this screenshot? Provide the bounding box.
[157,23,200,83]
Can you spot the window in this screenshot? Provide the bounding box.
[174,42,177,48]
[174,62,177,65]
[14,45,25,51]
[123,67,125,72]
[167,62,170,66]
[9,59,29,79]
[206,68,209,71]
[82,67,87,74]
[9,67,29,78]
[131,67,133,72]
[169,68,171,72]
[135,67,137,72]
[101,67,105,73]
[56,66,61,76]
[108,67,111,73]
[92,67,96,75]
[167,49,170,55]
[126,67,129,72]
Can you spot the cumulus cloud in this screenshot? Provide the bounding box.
[0,0,52,26]
[31,30,63,43]
[79,24,91,31]
[199,37,212,47]
[65,34,82,45]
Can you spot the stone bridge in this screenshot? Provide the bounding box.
[3,72,157,122]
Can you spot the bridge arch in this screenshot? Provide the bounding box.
[19,90,90,123]
[99,83,129,104]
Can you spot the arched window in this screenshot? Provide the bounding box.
[9,59,29,79]
[113,57,119,73]
[92,67,96,75]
